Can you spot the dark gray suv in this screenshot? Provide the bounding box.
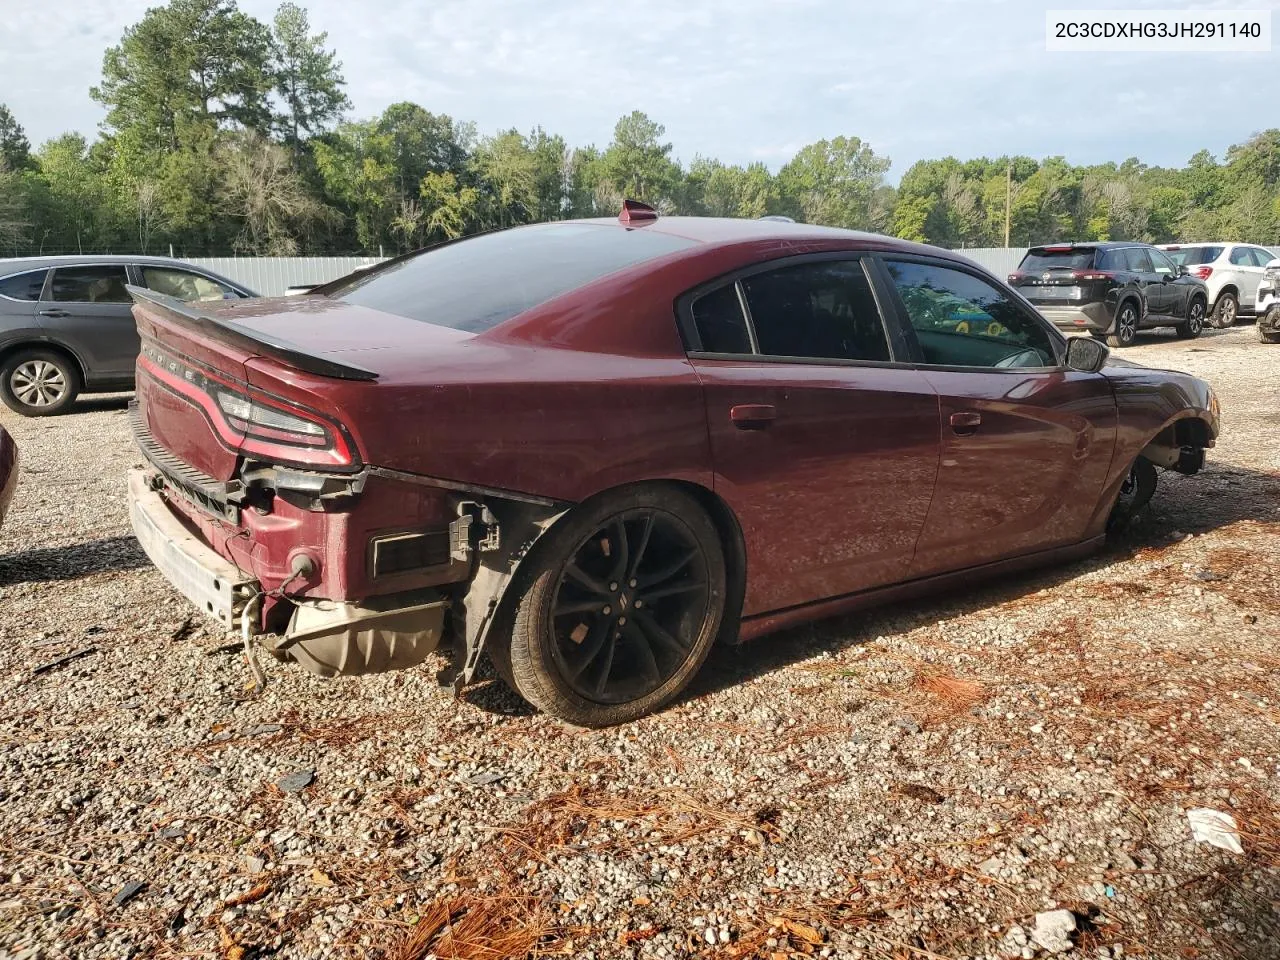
[0,256,254,416]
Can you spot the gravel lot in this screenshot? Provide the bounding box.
[1,326,1278,960]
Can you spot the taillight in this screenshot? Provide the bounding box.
[139,342,358,469]
[1193,266,1213,280]
[1073,270,1115,281]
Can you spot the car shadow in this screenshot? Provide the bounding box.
[685,461,1280,703]
[69,394,134,414]
[0,535,151,586]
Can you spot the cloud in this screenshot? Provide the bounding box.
[1,0,1275,179]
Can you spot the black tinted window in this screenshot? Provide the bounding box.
[333,223,694,332]
[0,269,47,301]
[50,265,132,303]
[1122,248,1152,273]
[741,260,890,362]
[691,284,751,353]
[886,260,1057,369]
[1163,246,1222,266]
[1019,249,1095,271]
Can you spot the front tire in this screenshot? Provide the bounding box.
[493,486,727,727]
[1108,457,1158,532]
[0,349,82,416]
[1258,305,1280,343]
[1211,292,1238,328]
[1106,301,1139,348]
[1175,298,1206,339]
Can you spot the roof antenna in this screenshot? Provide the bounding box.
[619,199,658,223]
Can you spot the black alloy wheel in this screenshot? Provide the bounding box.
[1107,302,1139,348]
[492,486,726,727]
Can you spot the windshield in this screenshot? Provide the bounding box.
[1019,249,1096,272]
[329,223,695,332]
[1162,246,1222,266]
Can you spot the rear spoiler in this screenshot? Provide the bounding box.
[126,285,378,382]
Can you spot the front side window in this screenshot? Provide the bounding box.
[885,260,1057,369]
[1248,247,1277,267]
[741,261,891,362]
[0,269,48,302]
[142,266,236,302]
[1149,248,1178,276]
[49,265,132,304]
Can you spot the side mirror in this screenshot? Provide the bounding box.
[1066,335,1108,373]
[1178,264,1190,277]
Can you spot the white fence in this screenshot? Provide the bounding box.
[181,248,1033,299]
[187,256,386,297]
[949,247,1030,277]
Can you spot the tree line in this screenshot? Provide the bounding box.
[1,0,1279,259]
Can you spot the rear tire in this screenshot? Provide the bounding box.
[1106,301,1139,348]
[491,485,727,727]
[0,349,82,416]
[1175,298,1206,339]
[1211,292,1238,328]
[1108,457,1158,532]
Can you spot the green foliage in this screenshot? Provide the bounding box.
[9,0,1280,256]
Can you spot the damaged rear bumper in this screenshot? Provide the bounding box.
[128,467,447,676]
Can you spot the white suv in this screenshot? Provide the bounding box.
[1158,242,1280,327]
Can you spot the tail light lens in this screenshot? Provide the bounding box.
[139,342,359,469]
[1193,266,1213,280]
[1073,270,1115,281]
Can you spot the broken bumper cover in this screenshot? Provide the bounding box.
[129,467,448,677]
[128,467,254,629]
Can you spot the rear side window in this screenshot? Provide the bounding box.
[1229,247,1254,266]
[741,260,890,362]
[1019,249,1095,272]
[691,285,752,354]
[1122,248,1153,273]
[0,269,47,301]
[332,223,695,333]
[49,265,132,303]
[1163,246,1222,266]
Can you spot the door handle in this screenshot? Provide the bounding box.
[730,403,777,430]
[38,309,68,318]
[950,411,982,435]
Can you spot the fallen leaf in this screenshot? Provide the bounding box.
[632,896,652,907]
[225,881,271,907]
[218,922,245,960]
[774,918,823,945]
[310,869,334,887]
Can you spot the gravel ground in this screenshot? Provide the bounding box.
[1,326,1278,960]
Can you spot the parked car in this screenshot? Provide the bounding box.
[1009,242,1209,347]
[0,256,255,416]
[126,207,1219,726]
[1253,255,1280,343]
[1158,242,1280,327]
[0,423,17,531]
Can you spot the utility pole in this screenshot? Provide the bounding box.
[1004,159,1012,248]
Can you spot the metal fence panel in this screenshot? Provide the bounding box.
[948,247,1030,277]
[186,256,387,297]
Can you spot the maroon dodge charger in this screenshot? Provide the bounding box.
[127,206,1219,726]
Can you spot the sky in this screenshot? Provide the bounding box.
[1,0,1277,182]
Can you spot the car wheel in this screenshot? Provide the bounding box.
[1211,292,1238,328]
[0,349,82,416]
[1175,298,1206,339]
[1107,456,1158,532]
[1258,306,1280,343]
[1106,302,1139,348]
[493,485,727,727]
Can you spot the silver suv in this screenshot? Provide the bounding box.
[0,256,254,416]
[1157,242,1280,328]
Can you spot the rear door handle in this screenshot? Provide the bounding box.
[950,411,981,435]
[38,309,68,318]
[730,403,777,430]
